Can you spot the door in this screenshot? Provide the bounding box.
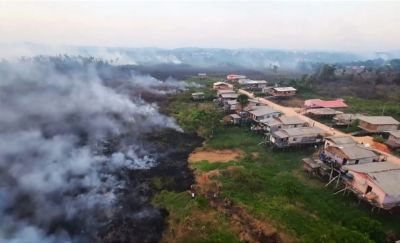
[366,185,372,194]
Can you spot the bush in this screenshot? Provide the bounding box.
[373,135,386,144]
[348,217,387,243]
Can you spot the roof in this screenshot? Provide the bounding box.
[220,93,238,99]
[213,81,227,86]
[273,127,325,138]
[305,99,348,108]
[307,108,343,116]
[344,162,400,196]
[217,89,235,95]
[388,130,400,138]
[230,114,241,119]
[273,87,297,92]
[248,106,280,117]
[358,116,400,125]
[334,113,361,120]
[226,100,238,105]
[192,92,204,96]
[278,116,306,125]
[239,79,267,85]
[326,136,357,145]
[260,117,282,126]
[331,144,378,160]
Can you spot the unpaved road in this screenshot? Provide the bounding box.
[238,89,400,165]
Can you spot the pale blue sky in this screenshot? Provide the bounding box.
[0,1,400,51]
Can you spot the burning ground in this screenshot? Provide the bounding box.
[0,56,201,242]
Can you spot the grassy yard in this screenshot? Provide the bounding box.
[153,76,400,242]
[344,96,400,121]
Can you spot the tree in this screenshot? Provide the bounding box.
[237,94,249,112]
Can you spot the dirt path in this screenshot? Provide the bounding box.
[238,89,400,165]
[188,149,245,163]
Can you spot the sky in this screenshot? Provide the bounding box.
[0,0,400,51]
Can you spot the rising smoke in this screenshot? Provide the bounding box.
[0,56,186,242]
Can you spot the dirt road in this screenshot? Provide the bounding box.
[238,89,400,165]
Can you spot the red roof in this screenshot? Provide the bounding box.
[304,99,348,108]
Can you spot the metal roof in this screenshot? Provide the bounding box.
[230,114,241,119]
[326,136,357,145]
[274,127,325,137]
[305,99,348,108]
[278,116,306,125]
[307,108,343,115]
[335,145,378,160]
[273,87,297,92]
[248,106,280,116]
[388,130,400,138]
[192,92,204,96]
[358,116,400,125]
[220,93,238,99]
[344,162,400,196]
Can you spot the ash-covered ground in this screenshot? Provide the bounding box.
[0,56,202,242]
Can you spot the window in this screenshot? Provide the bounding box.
[342,158,347,165]
[366,185,372,194]
[293,138,297,141]
[355,160,359,164]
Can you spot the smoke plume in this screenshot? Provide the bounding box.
[0,56,185,242]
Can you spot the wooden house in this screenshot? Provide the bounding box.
[306,108,343,118]
[191,92,205,101]
[269,127,326,148]
[333,113,361,126]
[248,106,281,122]
[343,162,400,209]
[261,115,309,132]
[223,100,238,113]
[213,82,233,90]
[386,130,400,149]
[265,87,297,97]
[238,79,268,90]
[224,114,241,125]
[321,144,381,165]
[358,116,400,133]
[219,93,238,104]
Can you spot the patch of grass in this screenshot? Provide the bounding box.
[345,96,400,121]
[191,160,238,172]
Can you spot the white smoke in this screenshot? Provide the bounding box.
[0,56,185,242]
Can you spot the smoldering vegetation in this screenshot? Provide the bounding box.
[0,56,201,242]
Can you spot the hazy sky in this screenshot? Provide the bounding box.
[1,1,400,51]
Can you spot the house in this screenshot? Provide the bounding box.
[386,130,400,148]
[223,100,238,113]
[304,99,348,109]
[321,144,381,165]
[238,79,268,90]
[358,116,400,133]
[261,115,309,132]
[248,106,281,122]
[191,92,205,101]
[198,73,207,78]
[324,136,357,148]
[343,162,400,209]
[269,127,326,148]
[265,87,297,97]
[226,74,246,82]
[213,82,234,90]
[224,114,241,125]
[306,108,343,118]
[333,113,361,126]
[219,93,238,103]
[217,89,235,96]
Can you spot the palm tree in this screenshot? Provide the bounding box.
[237,94,249,112]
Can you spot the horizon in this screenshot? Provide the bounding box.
[1,1,400,52]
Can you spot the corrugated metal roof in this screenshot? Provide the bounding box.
[220,93,238,98]
[388,130,400,138]
[344,162,400,196]
[305,99,348,108]
[277,127,325,137]
[326,136,357,145]
[307,108,343,115]
[338,145,378,160]
[278,116,306,125]
[358,116,400,125]
[273,87,297,92]
[248,106,280,116]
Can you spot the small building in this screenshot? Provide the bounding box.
[191,92,205,101]
[306,108,343,118]
[304,99,348,109]
[343,162,400,209]
[358,116,400,133]
[223,100,238,113]
[261,115,309,132]
[224,114,241,125]
[198,73,207,78]
[217,89,235,96]
[213,82,234,90]
[324,136,357,148]
[238,79,268,90]
[266,87,297,97]
[248,106,281,122]
[333,113,361,126]
[386,130,400,149]
[322,144,380,165]
[269,127,326,148]
[219,93,238,103]
[226,74,246,82]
